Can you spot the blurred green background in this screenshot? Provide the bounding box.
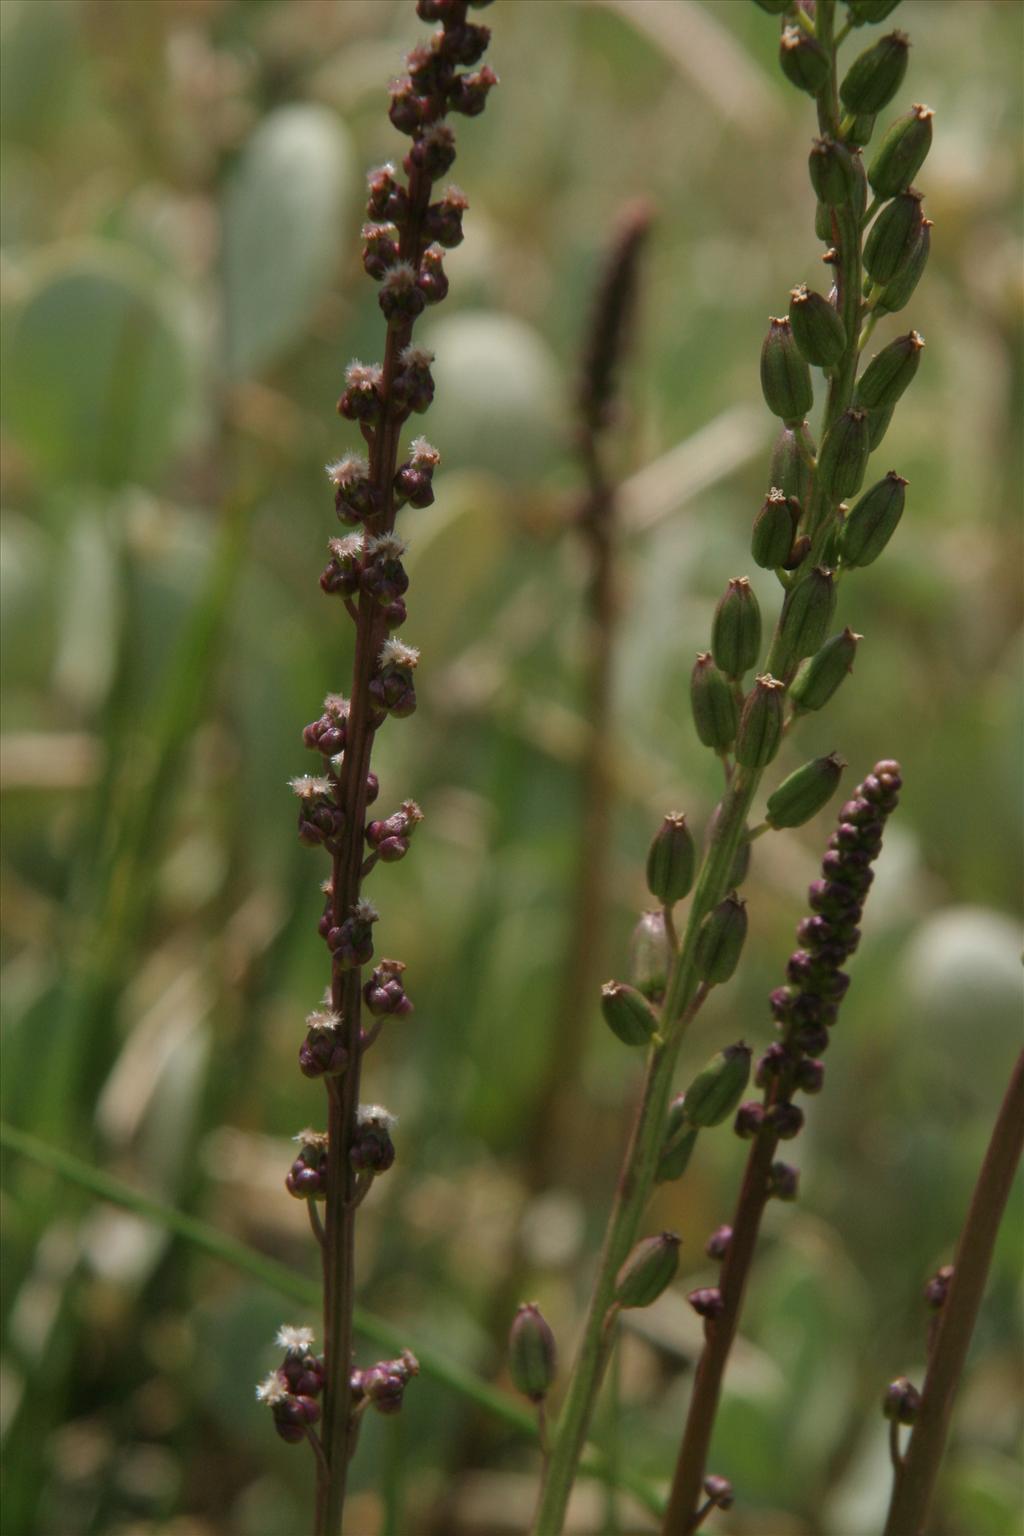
[2,1,1022,1532]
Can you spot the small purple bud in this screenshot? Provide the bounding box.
[883,1376,921,1425]
[795,1057,825,1094]
[768,1161,800,1201]
[508,1303,558,1403]
[703,1475,734,1510]
[924,1264,954,1310]
[734,1101,765,1140]
[688,1286,725,1320]
[766,1100,805,1140]
[705,1226,732,1261]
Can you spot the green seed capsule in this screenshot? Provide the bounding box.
[864,189,925,285]
[770,425,814,504]
[809,136,860,207]
[817,406,871,501]
[614,1232,681,1309]
[690,652,739,751]
[775,565,837,673]
[509,1303,557,1402]
[848,0,902,23]
[789,284,846,368]
[815,201,832,242]
[839,471,907,567]
[845,112,877,149]
[695,894,748,984]
[760,316,814,423]
[869,104,934,198]
[779,25,830,95]
[789,628,861,712]
[876,217,931,315]
[865,400,895,451]
[682,1042,752,1128]
[601,981,659,1047]
[840,30,910,115]
[646,813,696,904]
[855,330,924,410]
[655,1096,699,1183]
[711,576,762,680]
[751,488,798,570]
[766,752,846,828]
[630,910,671,1002]
[735,675,786,769]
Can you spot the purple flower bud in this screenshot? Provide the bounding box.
[883,1376,920,1425]
[361,221,400,280]
[417,243,449,305]
[359,1349,419,1415]
[768,1161,799,1201]
[734,1101,765,1140]
[755,1042,789,1087]
[366,162,400,220]
[795,1057,825,1094]
[424,184,469,247]
[350,1105,397,1174]
[688,1286,725,1320]
[299,1010,348,1079]
[388,77,429,136]
[441,20,491,66]
[330,900,378,969]
[392,344,436,416]
[286,1131,329,1201]
[793,1022,831,1056]
[406,120,457,177]
[766,1100,805,1140]
[924,1264,954,1310]
[703,1475,734,1510]
[705,1225,732,1261]
[364,958,414,1019]
[379,261,426,321]
[447,63,498,117]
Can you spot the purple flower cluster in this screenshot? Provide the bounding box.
[735,759,902,1169]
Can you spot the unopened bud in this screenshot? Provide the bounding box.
[508,1303,557,1402]
[876,216,931,315]
[614,1232,681,1309]
[734,1101,765,1139]
[789,285,846,368]
[752,488,799,570]
[924,1264,954,1310]
[688,1286,725,1320]
[775,565,837,673]
[695,895,748,985]
[768,1161,800,1200]
[864,189,925,286]
[630,909,671,1002]
[655,1096,700,1183]
[846,112,877,150]
[712,576,762,681]
[690,652,739,751]
[817,406,871,501]
[735,675,786,769]
[790,628,860,712]
[761,316,813,423]
[683,1042,752,1128]
[767,752,846,830]
[840,30,910,115]
[869,104,934,198]
[646,812,696,904]
[883,1376,921,1424]
[840,471,907,567]
[809,136,860,207]
[703,1475,735,1510]
[705,1225,733,1261]
[779,26,830,96]
[601,981,660,1048]
[856,331,924,412]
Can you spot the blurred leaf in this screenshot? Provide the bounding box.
[3,253,193,487]
[423,311,563,484]
[223,104,355,378]
[0,0,79,148]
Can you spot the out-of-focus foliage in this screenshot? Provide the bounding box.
[1,2,1021,1533]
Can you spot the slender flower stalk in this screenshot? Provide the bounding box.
[260,6,496,1532]
[881,1047,1024,1536]
[528,2,932,1529]
[663,760,903,1531]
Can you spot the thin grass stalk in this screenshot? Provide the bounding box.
[881,1048,1024,1536]
[530,0,934,1525]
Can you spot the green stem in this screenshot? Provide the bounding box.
[0,1120,664,1517]
[532,772,759,1536]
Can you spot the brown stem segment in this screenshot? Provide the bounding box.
[882,1048,1024,1536]
[662,1128,779,1533]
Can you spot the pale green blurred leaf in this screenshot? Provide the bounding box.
[222,104,355,378]
[4,254,193,487]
